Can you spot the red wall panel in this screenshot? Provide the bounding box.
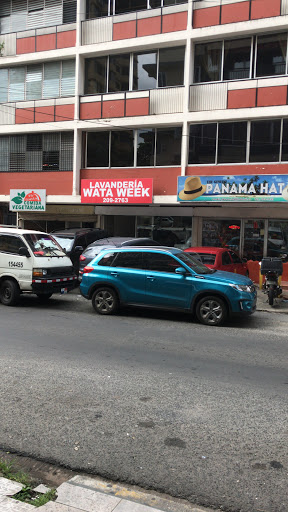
[193,7,220,28]
[257,86,287,107]
[137,16,161,37]
[102,100,125,118]
[35,106,55,123]
[56,30,76,49]
[55,104,74,122]
[113,20,137,40]
[228,89,257,109]
[0,172,72,195]
[80,102,101,120]
[15,108,34,124]
[162,11,187,33]
[221,1,250,24]
[250,0,281,19]
[16,37,36,54]
[125,98,149,117]
[81,167,180,195]
[36,33,56,52]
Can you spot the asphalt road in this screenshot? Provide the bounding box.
[0,291,287,512]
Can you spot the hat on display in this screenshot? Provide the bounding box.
[178,176,206,201]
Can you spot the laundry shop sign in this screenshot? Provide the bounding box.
[81,179,153,204]
[177,175,288,202]
[9,189,46,211]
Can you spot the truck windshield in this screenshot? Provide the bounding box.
[23,234,66,257]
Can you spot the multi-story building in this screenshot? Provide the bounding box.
[1,0,288,261]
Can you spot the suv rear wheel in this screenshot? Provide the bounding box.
[92,287,119,315]
[0,279,20,306]
[196,296,227,326]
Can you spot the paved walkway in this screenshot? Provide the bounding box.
[0,475,216,512]
[256,285,288,313]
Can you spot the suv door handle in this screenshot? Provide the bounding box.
[147,276,155,281]
[110,272,118,277]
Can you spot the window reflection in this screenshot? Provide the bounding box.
[223,38,251,80]
[137,129,155,166]
[267,221,288,261]
[85,57,107,94]
[202,219,241,249]
[137,216,192,248]
[108,54,130,92]
[243,220,265,261]
[158,47,185,87]
[250,120,281,163]
[194,42,222,83]
[133,52,157,91]
[156,128,182,165]
[111,130,134,167]
[256,34,287,77]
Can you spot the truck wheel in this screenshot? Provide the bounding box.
[268,287,275,306]
[196,296,227,326]
[92,287,118,315]
[36,293,53,301]
[0,279,20,306]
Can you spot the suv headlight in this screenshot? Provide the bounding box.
[33,268,48,277]
[230,284,255,293]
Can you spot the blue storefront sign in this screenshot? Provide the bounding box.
[177,175,288,202]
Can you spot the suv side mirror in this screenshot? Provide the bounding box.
[175,267,186,275]
[19,246,31,258]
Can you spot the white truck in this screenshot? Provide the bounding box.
[0,226,77,305]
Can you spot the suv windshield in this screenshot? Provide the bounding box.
[177,252,214,274]
[24,234,66,257]
[52,235,74,252]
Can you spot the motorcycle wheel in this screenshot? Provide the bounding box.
[268,287,275,306]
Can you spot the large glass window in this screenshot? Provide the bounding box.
[137,216,192,249]
[250,120,281,163]
[223,38,251,81]
[137,129,155,166]
[86,0,109,19]
[202,219,241,248]
[26,65,42,100]
[217,122,247,164]
[9,67,25,101]
[243,220,265,261]
[156,128,182,166]
[115,0,147,14]
[194,42,222,83]
[281,119,288,161]
[256,34,287,77]
[189,124,217,164]
[87,132,109,167]
[267,220,288,261]
[111,130,134,167]
[133,52,157,91]
[158,47,185,87]
[108,54,130,92]
[85,57,107,94]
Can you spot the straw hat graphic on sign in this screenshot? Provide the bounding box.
[282,185,288,201]
[178,176,206,201]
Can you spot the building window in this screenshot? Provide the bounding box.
[156,128,182,166]
[189,124,217,164]
[223,38,251,81]
[194,41,222,83]
[108,54,130,93]
[281,119,288,161]
[0,133,73,173]
[111,130,134,167]
[137,129,155,166]
[86,127,182,167]
[137,215,192,249]
[158,47,185,87]
[217,122,247,164]
[85,47,184,95]
[85,0,187,19]
[87,132,109,167]
[250,120,281,162]
[256,34,287,77]
[85,57,107,94]
[133,52,157,91]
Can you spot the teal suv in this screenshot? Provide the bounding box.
[80,247,257,326]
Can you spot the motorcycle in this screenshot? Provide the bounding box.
[260,257,283,306]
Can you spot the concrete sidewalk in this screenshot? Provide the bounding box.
[0,474,216,512]
[256,285,288,313]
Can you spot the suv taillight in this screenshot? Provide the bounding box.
[79,255,86,261]
[83,266,94,274]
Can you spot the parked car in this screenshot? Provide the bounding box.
[80,247,256,326]
[51,227,107,274]
[78,237,161,279]
[184,246,249,276]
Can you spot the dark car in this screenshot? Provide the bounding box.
[51,227,107,274]
[78,237,160,279]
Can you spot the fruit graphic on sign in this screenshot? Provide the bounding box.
[24,191,41,202]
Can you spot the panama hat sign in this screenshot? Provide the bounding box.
[178,176,206,201]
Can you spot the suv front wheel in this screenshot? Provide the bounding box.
[196,296,227,326]
[92,287,119,315]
